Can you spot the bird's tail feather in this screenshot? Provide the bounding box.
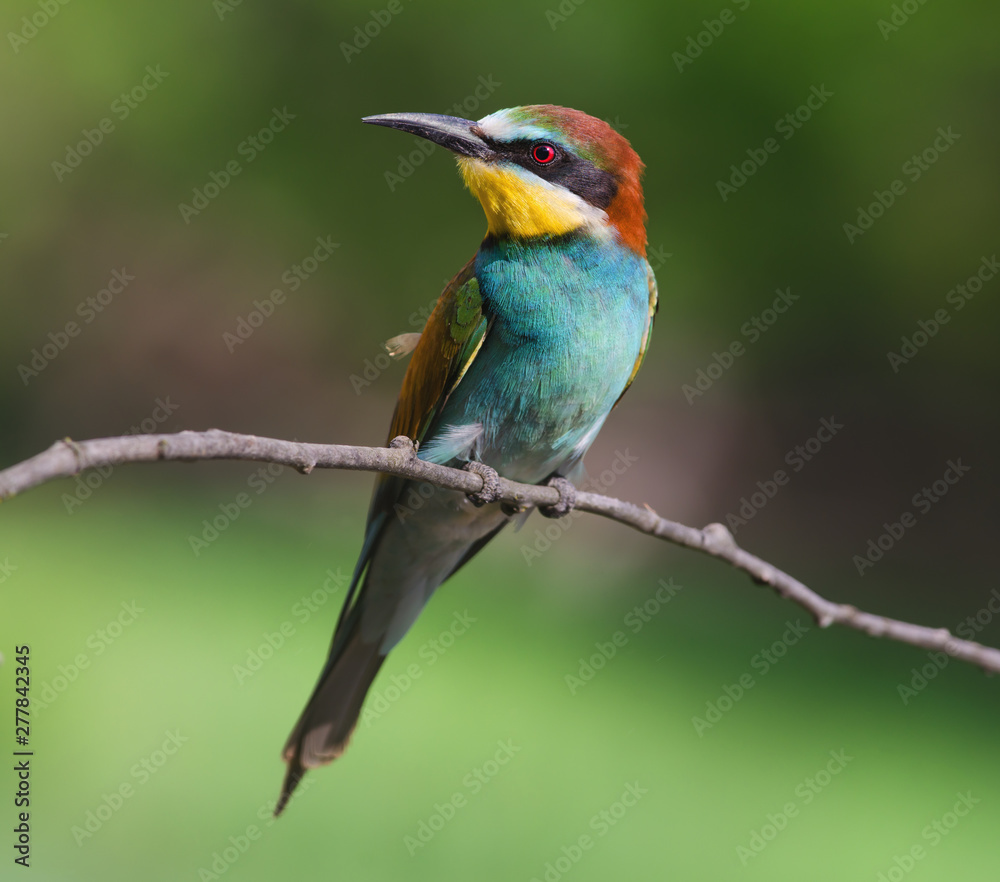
[275,622,385,815]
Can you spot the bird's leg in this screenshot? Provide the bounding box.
[464,460,502,506]
[539,476,576,518]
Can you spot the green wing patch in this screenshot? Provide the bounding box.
[387,258,488,445]
[614,260,659,407]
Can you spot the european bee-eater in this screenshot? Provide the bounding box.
[276,105,657,814]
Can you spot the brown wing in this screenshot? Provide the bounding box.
[386,256,487,444]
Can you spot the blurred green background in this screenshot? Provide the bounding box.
[2,0,999,879]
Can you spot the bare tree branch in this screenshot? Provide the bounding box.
[2,428,998,675]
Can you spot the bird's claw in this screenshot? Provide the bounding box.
[464,461,502,506]
[539,476,576,518]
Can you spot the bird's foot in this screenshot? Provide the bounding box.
[539,476,576,519]
[464,461,502,506]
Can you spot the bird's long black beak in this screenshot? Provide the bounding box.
[362,112,491,160]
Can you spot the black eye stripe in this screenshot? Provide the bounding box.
[479,136,620,210]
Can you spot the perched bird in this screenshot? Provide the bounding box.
[276,105,657,814]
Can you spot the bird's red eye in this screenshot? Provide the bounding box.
[531,143,556,164]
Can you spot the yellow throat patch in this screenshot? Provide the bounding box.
[457,157,606,239]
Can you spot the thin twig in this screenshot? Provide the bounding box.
[2,429,997,674]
